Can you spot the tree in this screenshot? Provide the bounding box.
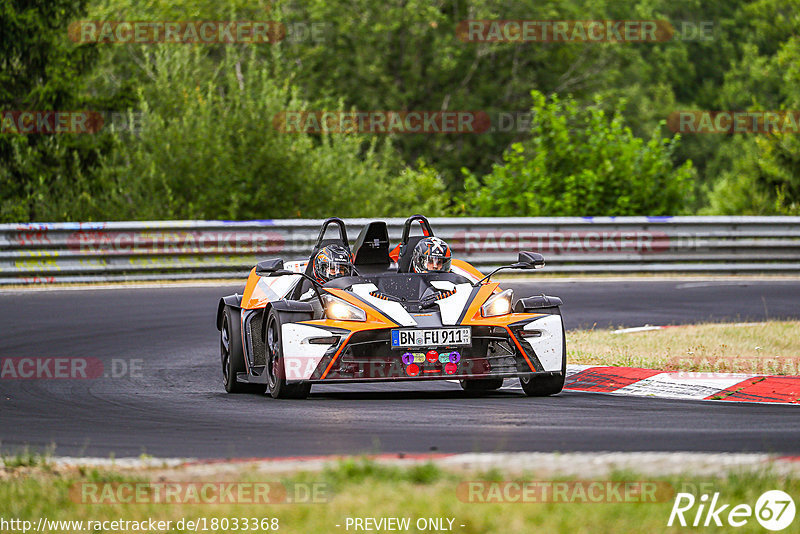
[93,46,449,219]
[462,90,695,216]
[706,27,800,214]
[0,0,115,221]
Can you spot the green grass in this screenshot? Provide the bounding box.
[1,458,797,533]
[1,447,53,469]
[568,321,800,374]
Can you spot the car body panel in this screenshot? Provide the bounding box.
[449,258,485,282]
[350,283,417,326]
[522,314,564,372]
[281,323,340,381]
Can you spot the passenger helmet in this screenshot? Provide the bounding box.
[411,237,452,273]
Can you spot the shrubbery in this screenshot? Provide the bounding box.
[3,0,800,221]
[462,91,695,216]
[92,47,449,219]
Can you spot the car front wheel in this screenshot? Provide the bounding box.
[265,309,312,399]
[221,306,247,393]
[459,378,504,394]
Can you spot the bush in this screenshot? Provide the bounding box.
[462,91,695,216]
[92,46,449,220]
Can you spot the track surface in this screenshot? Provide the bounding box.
[1,279,799,458]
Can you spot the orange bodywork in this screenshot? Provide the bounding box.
[450,258,484,281]
[389,243,401,262]
[301,288,401,379]
[241,267,304,310]
[457,282,545,372]
[241,268,270,309]
[303,288,398,330]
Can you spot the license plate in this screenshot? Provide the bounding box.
[391,328,471,348]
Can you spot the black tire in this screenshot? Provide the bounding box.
[519,372,565,396]
[459,377,505,393]
[265,308,312,399]
[519,305,566,397]
[221,306,248,393]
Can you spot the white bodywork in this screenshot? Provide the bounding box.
[281,323,338,381]
[260,274,300,300]
[522,314,564,372]
[349,281,477,328]
[435,283,474,325]
[350,283,416,326]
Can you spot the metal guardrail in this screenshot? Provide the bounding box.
[1,216,800,284]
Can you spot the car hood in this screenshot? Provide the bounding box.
[349,282,476,326]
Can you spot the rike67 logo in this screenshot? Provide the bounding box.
[668,490,796,530]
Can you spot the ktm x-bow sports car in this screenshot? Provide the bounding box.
[215,215,565,399]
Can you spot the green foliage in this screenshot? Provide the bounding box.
[0,0,93,109]
[0,0,114,222]
[1,446,53,469]
[275,0,692,189]
[4,0,800,221]
[706,26,800,215]
[322,458,445,488]
[93,46,449,219]
[462,91,695,216]
[1,462,798,534]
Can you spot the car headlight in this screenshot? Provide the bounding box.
[481,289,513,317]
[322,294,367,321]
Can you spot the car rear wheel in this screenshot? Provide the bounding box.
[459,378,504,393]
[221,306,248,393]
[265,309,312,399]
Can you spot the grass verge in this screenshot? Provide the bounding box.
[568,320,800,374]
[1,458,797,533]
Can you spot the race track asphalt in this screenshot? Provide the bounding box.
[1,278,799,458]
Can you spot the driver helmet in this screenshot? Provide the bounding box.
[411,237,452,273]
[313,244,354,283]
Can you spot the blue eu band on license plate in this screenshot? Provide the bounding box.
[391,328,471,347]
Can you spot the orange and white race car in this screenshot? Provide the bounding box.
[215,215,565,399]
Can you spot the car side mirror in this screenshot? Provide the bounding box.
[516,251,545,269]
[255,258,284,276]
[474,251,546,286]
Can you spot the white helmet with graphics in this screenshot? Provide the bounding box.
[411,237,452,273]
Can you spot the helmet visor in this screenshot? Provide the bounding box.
[424,255,450,272]
[326,261,352,278]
